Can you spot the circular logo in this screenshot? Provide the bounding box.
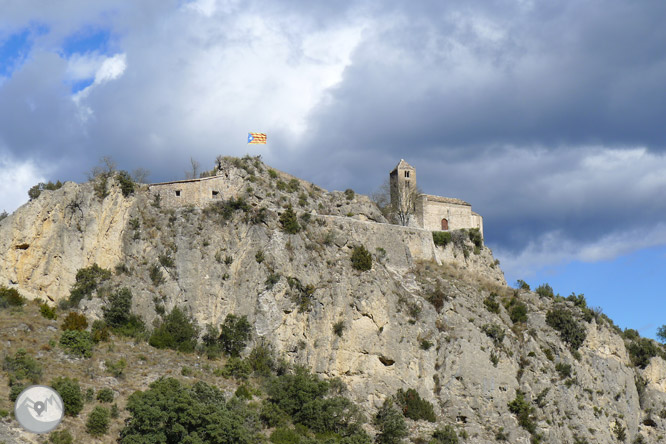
[14,385,64,433]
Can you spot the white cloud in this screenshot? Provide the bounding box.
[0,153,47,214]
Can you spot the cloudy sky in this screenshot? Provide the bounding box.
[1,0,665,336]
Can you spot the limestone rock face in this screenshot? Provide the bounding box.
[0,157,663,443]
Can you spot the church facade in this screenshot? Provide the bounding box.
[390,159,483,236]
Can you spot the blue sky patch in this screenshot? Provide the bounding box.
[70,78,96,94]
[0,29,32,77]
[61,28,114,57]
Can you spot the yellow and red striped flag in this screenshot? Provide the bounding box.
[247,133,267,144]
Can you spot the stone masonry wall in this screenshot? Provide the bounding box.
[417,196,483,235]
[148,169,246,209]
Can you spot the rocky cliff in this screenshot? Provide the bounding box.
[1,156,666,443]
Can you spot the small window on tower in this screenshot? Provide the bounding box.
[404,171,410,178]
[175,190,181,197]
[212,190,219,197]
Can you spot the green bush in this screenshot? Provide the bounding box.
[91,320,110,343]
[149,306,199,353]
[0,286,26,308]
[59,330,94,358]
[270,427,301,444]
[3,348,42,383]
[49,429,74,444]
[39,302,57,320]
[481,323,505,346]
[103,287,146,337]
[555,362,572,379]
[350,245,372,271]
[86,405,110,436]
[67,264,112,307]
[220,357,252,380]
[374,398,407,444]
[268,169,278,179]
[506,298,528,324]
[120,377,252,444]
[333,321,345,337]
[219,314,252,357]
[344,189,355,200]
[115,171,135,197]
[149,264,165,286]
[247,343,276,377]
[483,293,500,314]
[516,280,530,290]
[432,231,452,247]
[535,283,554,298]
[546,307,587,350]
[431,425,459,444]
[468,228,483,248]
[28,180,63,200]
[394,388,436,422]
[507,391,537,435]
[106,358,127,378]
[51,377,84,416]
[627,338,659,369]
[279,205,301,234]
[205,197,250,221]
[60,312,88,331]
[97,388,114,403]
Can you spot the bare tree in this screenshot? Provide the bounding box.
[370,178,421,226]
[185,157,200,179]
[87,156,117,180]
[132,168,151,184]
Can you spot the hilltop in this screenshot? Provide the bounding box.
[1,155,666,443]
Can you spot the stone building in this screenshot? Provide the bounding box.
[390,159,483,235]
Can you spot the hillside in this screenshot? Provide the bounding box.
[1,155,666,443]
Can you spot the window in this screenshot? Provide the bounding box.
[404,171,410,178]
[212,190,219,196]
[175,190,181,197]
[441,218,448,230]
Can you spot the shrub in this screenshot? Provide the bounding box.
[255,249,265,263]
[432,231,452,247]
[279,205,301,234]
[67,264,112,307]
[483,293,500,314]
[91,320,110,343]
[516,279,530,290]
[0,210,7,222]
[39,302,57,320]
[468,227,483,248]
[205,197,250,221]
[51,377,83,416]
[220,357,252,380]
[3,348,42,383]
[149,306,199,353]
[120,378,252,444]
[507,391,537,435]
[218,314,252,357]
[60,312,88,331]
[627,338,659,369]
[86,406,110,436]
[0,286,25,308]
[149,264,165,286]
[555,362,572,379]
[287,179,300,192]
[546,307,587,350]
[344,189,355,200]
[394,388,436,422]
[481,323,505,346]
[103,287,146,337]
[49,429,74,444]
[28,180,63,200]
[247,343,275,377]
[105,358,127,378]
[115,171,135,197]
[507,299,528,324]
[657,325,666,343]
[59,330,94,358]
[333,321,345,337]
[535,283,554,298]
[351,245,372,271]
[374,399,407,444]
[268,169,278,179]
[97,388,114,403]
[431,425,459,444]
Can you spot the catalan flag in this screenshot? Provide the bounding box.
[248,132,267,144]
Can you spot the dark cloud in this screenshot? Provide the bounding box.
[1,0,666,275]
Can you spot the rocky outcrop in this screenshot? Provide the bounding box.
[0,157,663,443]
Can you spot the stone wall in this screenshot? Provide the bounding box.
[416,195,483,236]
[148,168,246,209]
